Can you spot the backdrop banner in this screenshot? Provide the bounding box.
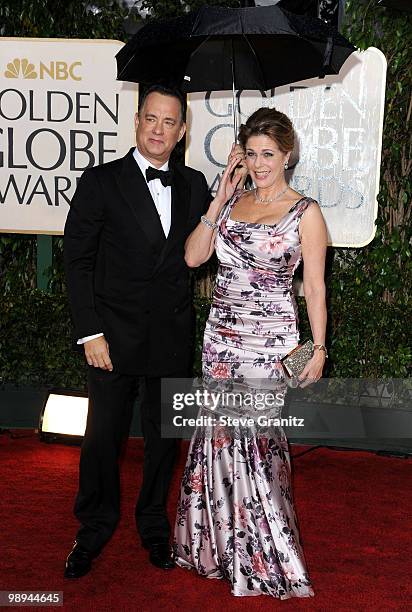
[186,48,387,247]
[0,38,138,235]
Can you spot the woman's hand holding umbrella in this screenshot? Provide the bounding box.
[228,143,248,192]
[183,148,246,268]
[214,145,247,208]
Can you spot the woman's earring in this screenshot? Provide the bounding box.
[284,162,289,170]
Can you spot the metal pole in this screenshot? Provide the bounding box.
[231,38,237,142]
[36,235,52,292]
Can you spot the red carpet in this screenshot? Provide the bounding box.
[0,432,411,611]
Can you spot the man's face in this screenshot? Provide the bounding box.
[135,92,186,167]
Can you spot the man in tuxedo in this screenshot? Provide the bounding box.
[63,85,210,578]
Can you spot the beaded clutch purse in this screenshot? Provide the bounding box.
[280,340,314,378]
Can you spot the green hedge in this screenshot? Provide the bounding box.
[0,0,411,388]
[0,289,86,389]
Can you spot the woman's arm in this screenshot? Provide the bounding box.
[184,196,226,268]
[298,202,328,385]
[185,146,247,268]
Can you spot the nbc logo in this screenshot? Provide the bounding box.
[5,58,37,79]
[4,58,82,80]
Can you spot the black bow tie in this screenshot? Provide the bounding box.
[145,166,173,187]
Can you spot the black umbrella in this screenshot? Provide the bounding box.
[116,4,355,138]
[116,4,355,91]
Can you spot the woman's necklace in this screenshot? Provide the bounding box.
[255,185,288,205]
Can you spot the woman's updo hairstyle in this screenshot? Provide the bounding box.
[238,107,294,154]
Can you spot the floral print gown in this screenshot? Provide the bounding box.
[173,192,315,599]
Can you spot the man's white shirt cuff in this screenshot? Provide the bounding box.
[77,333,104,345]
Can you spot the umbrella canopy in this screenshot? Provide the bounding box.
[116,4,356,92]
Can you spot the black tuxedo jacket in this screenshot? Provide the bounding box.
[64,148,210,376]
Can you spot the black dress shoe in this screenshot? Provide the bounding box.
[64,542,96,579]
[146,541,175,570]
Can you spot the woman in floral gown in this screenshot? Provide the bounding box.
[173,108,327,598]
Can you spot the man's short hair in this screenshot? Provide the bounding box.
[138,84,186,123]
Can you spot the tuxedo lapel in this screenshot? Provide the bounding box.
[116,149,166,254]
[154,165,190,273]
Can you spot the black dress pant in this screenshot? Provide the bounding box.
[74,367,180,553]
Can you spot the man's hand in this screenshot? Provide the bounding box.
[84,336,113,371]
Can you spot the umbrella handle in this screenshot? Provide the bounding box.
[231,38,238,142]
[232,77,237,142]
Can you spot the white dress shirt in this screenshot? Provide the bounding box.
[77,146,172,345]
[133,146,172,237]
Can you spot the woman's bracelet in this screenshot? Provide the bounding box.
[201,215,218,230]
[313,344,328,358]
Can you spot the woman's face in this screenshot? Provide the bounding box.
[244,134,289,190]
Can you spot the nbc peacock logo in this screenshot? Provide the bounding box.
[3,58,82,80]
[5,58,37,79]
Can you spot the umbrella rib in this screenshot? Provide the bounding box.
[117,53,136,80]
[241,33,267,92]
[183,34,214,81]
